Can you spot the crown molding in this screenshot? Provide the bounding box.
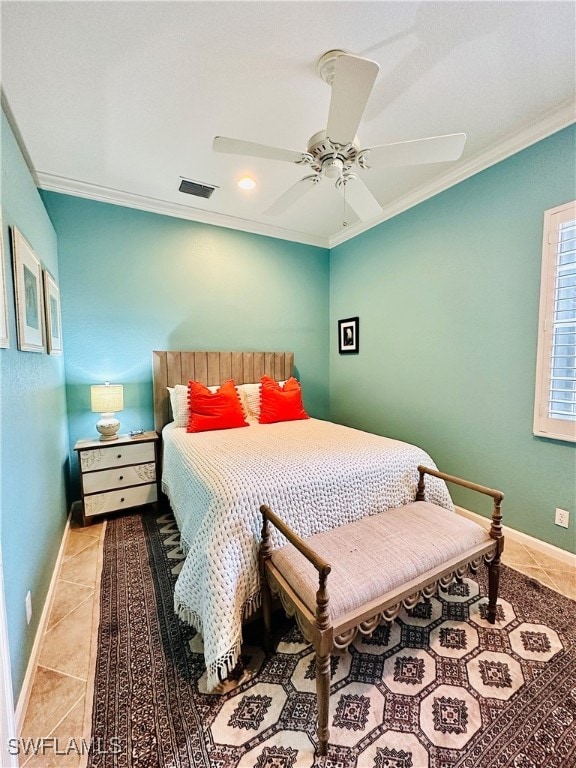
[36,173,329,249]
[1,90,38,182]
[329,101,576,248]
[35,101,574,252]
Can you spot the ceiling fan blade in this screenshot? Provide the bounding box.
[338,175,382,221]
[264,175,320,216]
[361,133,466,169]
[213,136,307,164]
[326,54,379,146]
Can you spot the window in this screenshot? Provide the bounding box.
[534,200,576,442]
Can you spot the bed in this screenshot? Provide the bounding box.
[152,350,453,691]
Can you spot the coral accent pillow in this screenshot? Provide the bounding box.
[237,381,286,421]
[187,379,249,432]
[259,376,309,424]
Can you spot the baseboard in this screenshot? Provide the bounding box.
[455,505,576,568]
[15,506,74,732]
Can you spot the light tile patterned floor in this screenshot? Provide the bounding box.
[501,537,575,599]
[18,517,105,768]
[16,514,575,767]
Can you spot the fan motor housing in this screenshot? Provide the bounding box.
[307,130,360,176]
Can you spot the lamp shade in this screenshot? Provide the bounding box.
[90,383,124,414]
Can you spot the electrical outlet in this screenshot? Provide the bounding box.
[555,508,570,528]
[25,591,32,624]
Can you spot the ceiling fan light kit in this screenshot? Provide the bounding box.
[213,49,466,226]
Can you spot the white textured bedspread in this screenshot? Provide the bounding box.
[161,419,453,690]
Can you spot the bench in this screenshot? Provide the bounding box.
[259,465,504,756]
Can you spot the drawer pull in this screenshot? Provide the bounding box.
[120,497,125,503]
[117,454,122,459]
[119,475,124,481]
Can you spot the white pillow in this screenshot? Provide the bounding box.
[236,383,261,422]
[167,385,189,427]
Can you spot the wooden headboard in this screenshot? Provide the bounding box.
[152,350,294,433]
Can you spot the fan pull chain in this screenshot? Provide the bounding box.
[342,178,348,227]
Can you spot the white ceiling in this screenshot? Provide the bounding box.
[2,1,575,248]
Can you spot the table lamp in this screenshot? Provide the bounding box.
[90,382,124,441]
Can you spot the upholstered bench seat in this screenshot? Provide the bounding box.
[259,465,504,756]
[271,500,490,622]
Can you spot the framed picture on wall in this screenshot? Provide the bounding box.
[338,316,359,354]
[11,227,45,353]
[0,215,9,348]
[43,270,63,354]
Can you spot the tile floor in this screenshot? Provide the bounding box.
[17,515,105,768]
[16,512,575,767]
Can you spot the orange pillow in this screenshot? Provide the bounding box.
[187,379,248,432]
[258,376,309,424]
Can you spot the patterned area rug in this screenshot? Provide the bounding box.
[87,509,576,768]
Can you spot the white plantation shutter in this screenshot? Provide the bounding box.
[534,200,576,442]
[550,219,576,419]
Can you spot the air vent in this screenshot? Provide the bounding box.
[178,178,218,199]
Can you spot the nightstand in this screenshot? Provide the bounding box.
[74,431,160,525]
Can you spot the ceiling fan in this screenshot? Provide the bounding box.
[213,50,466,222]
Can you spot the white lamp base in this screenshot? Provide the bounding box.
[96,413,120,441]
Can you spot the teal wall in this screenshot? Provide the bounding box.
[2,109,574,704]
[330,125,576,552]
[0,108,69,699]
[40,192,330,496]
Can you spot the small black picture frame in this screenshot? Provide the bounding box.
[338,316,359,354]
